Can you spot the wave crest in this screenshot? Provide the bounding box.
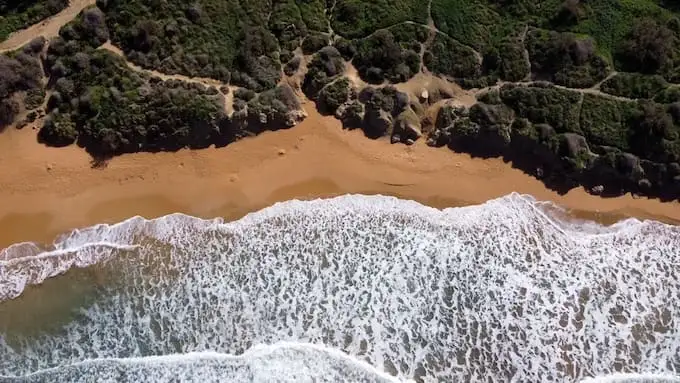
[1,193,679,382]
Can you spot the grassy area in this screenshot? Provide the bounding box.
[431,0,680,79]
[350,24,429,84]
[499,84,582,133]
[600,72,668,99]
[571,0,673,58]
[430,0,506,51]
[330,0,429,39]
[35,9,305,157]
[100,0,327,90]
[424,33,480,80]
[0,0,68,42]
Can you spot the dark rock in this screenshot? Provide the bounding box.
[336,100,364,129]
[536,124,556,140]
[390,134,401,144]
[394,91,410,113]
[363,107,393,138]
[284,56,301,76]
[560,133,589,158]
[394,107,422,140]
[638,178,652,190]
[617,153,640,175]
[590,185,604,195]
[669,162,680,176]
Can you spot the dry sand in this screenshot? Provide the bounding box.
[1,104,679,249]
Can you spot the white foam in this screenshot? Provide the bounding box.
[10,342,405,383]
[1,193,679,382]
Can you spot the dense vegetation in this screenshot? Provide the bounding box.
[3,0,680,198]
[0,38,46,129]
[430,84,680,198]
[0,0,68,42]
[98,0,328,90]
[9,7,303,157]
[330,0,429,38]
[350,24,428,84]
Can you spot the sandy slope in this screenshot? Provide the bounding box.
[0,0,679,249]
[1,104,679,249]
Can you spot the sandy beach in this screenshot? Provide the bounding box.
[0,103,679,249]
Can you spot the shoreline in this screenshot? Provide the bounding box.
[1,103,679,249]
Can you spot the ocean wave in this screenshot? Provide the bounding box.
[0,192,668,301]
[5,343,678,383]
[6,342,403,383]
[1,193,679,382]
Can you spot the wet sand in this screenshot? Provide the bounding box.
[0,104,679,249]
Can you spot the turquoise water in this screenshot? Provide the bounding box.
[1,194,679,382]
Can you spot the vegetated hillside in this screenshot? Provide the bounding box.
[0,0,69,42]
[2,0,680,199]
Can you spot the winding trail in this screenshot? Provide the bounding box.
[98,42,235,115]
[0,0,96,53]
[475,80,637,102]
[0,0,641,130]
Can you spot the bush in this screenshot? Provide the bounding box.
[579,94,638,150]
[500,84,581,133]
[0,0,68,42]
[600,73,668,99]
[100,0,321,90]
[483,40,529,82]
[0,49,45,127]
[352,29,423,84]
[302,46,345,98]
[301,33,329,54]
[331,0,429,38]
[424,34,481,79]
[615,18,676,76]
[317,77,354,114]
[527,29,609,88]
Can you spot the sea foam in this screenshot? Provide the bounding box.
[1,193,679,382]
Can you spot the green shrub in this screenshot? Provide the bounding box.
[424,34,480,79]
[579,94,637,150]
[600,72,668,99]
[331,0,428,38]
[0,0,68,42]
[526,29,609,88]
[352,29,422,84]
[301,32,329,54]
[317,77,353,114]
[499,84,581,133]
[483,39,529,82]
[99,0,326,90]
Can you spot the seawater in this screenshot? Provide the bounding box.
[0,193,679,382]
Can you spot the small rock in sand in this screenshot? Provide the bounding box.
[278,148,287,156]
[590,185,604,195]
[419,89,429,103]
[46,163,53,171]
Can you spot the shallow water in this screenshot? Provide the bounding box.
[1,193,679,382]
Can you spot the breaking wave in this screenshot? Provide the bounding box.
[1,193,679,382]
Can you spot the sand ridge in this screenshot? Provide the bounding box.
[0,2,679,249]
[0,104,679,249]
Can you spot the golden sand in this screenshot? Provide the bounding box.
[0,104,679,249]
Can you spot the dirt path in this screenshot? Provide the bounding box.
[476,79,637,102]
[0,0,96,53]
[99,42,236,114]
